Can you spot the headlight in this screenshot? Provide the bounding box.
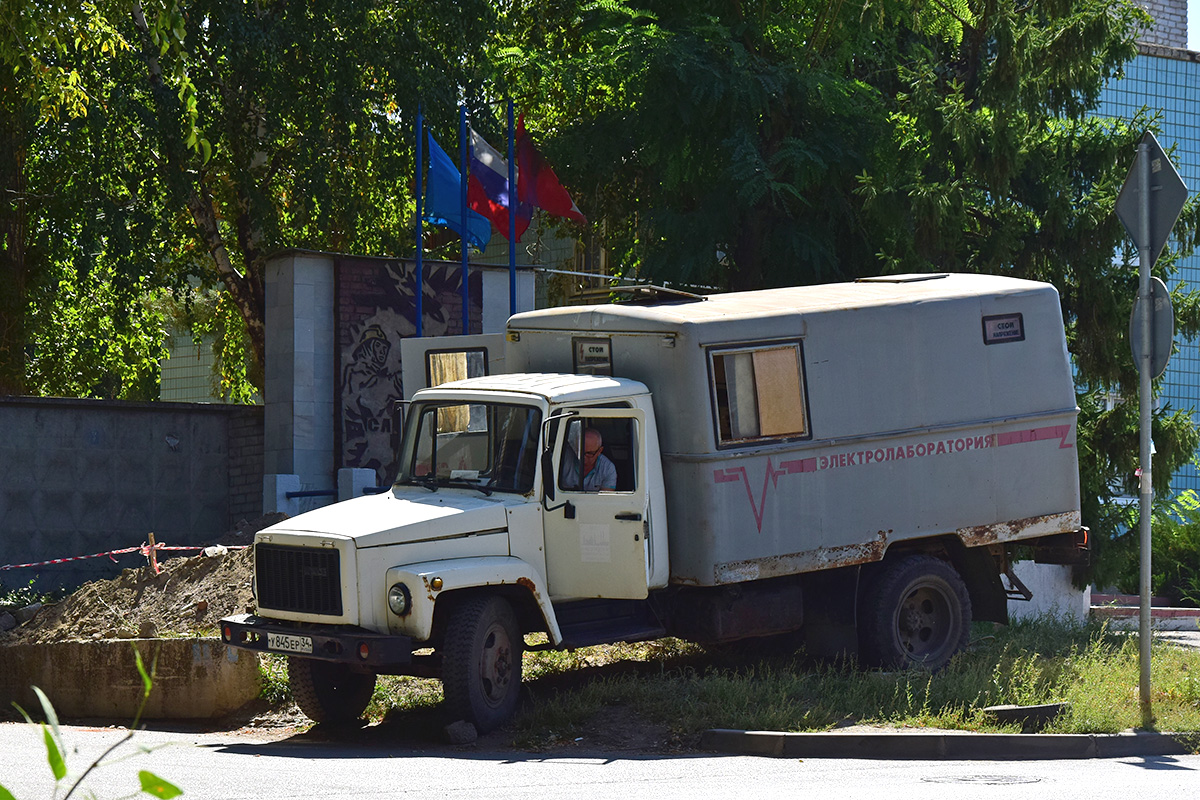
[387,582,412,616]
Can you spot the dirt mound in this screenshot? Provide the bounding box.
[1,546,255,645]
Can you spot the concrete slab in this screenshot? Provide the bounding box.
[0,638,261,720]
[1093,605,1200,631]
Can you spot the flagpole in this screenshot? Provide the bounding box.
[459,105,470,335]
[508,98,516,317]
[414,105,424,338]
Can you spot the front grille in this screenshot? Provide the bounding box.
[256,544,343,616]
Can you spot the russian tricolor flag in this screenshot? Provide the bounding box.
[467,127,531,242]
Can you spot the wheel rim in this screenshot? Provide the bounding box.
[478,620,514,708]
[895,583,955,662]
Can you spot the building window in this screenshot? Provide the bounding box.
[710,344,809,446]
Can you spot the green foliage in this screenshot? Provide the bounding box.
[24,269,170,401]
[1156,491,1200,605]
[494,0,899,289]
[157,288,260,403]
[0,0,131,121]
[0,580,60,611]
[257,654,292,705]
[365,675,444,724]
[138,770,183,799]
[1097,488,1200,604]
[1078,389,1200,590]
[6,0,498,396]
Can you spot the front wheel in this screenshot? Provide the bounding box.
[859,555,971,670]
[287,657,376,724]
[441,595,523,732]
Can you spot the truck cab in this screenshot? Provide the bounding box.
[224,374,670,730]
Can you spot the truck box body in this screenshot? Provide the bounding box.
[505,273,1080,586]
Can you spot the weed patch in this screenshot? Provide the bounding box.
[359,618,1200,745]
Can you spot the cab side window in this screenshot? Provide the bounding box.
[559,417,636,493]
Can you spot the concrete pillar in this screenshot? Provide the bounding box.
[264,252,337,513]
[1006,561,1089,623]
[338,467,379,501]
[263,474,302,517]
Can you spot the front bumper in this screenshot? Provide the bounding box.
[219,613,413,669]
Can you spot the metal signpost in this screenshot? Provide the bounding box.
[1114,131,1187,728]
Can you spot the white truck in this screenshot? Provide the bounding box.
[221,273,1087,730]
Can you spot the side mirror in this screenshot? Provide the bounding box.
[541,450,555,502]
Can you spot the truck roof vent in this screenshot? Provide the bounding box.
[855,273,949,283]
[612,284,709,304]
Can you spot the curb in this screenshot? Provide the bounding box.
[699,729,1196,759]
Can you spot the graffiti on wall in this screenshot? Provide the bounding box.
[335,257,482,485]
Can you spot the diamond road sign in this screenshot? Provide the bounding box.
[1116,131,1188,266]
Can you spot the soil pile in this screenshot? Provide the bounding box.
[0,514,285,646]
[1,546,256,645]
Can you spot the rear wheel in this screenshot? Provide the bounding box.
[441,595,523,732]
[859,555,971,670]
[287,657,376,724]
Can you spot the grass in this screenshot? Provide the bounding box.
[258,618,1200,746]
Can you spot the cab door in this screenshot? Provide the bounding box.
[542,408,649,600]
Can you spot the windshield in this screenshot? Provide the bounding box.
[395,401,542,495]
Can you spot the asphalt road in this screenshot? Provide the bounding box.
[0,724,1197,800]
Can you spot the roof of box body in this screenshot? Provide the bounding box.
[416,373,648,404]
[507,273,1054,332]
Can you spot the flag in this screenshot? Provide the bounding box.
[467,126,531,242]
[517,116,586,225]
[424,131,491,249]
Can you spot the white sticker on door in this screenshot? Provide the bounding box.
[580,524,612,563]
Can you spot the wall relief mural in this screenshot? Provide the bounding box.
[335,257,482,485]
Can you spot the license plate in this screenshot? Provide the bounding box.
[267,632,312,654]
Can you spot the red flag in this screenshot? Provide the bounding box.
[516,116,586,225]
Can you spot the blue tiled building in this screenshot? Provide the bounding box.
[1094,0,1200,490]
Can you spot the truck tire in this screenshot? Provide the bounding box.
[859,555,971,670]
[287,657,376,724]
[441,595,523,732]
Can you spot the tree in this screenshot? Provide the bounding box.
[852,0,1200,576]
[493,0,902,290]
[1,65,30,395]
[0,0,185,398]
[4,1,496,397]
[493,0,1200,578]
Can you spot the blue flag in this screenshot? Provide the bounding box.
[424,132,491,249]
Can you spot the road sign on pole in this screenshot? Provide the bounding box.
[1115,131,1188,730]
[1130,275,1174,379]
[1116,132,1188,267]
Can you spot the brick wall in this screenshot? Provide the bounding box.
[226,405,264,525]
[1137,0,1188,49]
